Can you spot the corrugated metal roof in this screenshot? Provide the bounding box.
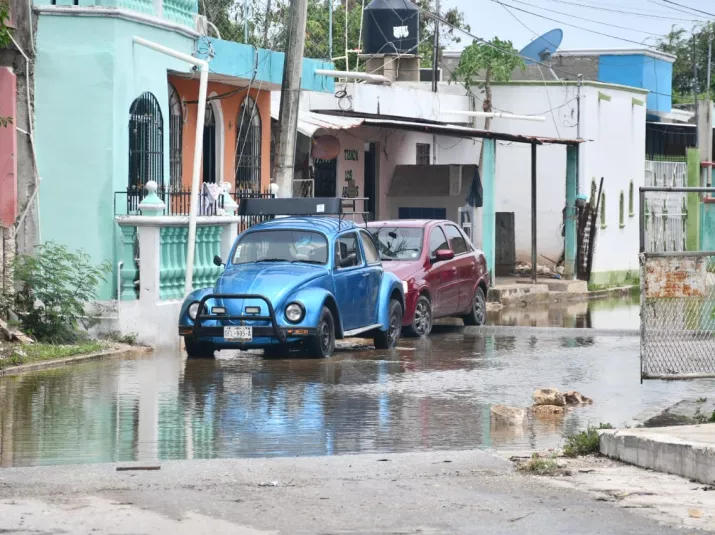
[269,108,364,137]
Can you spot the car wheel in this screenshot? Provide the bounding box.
[405,295,432,337]
[306,307,336,358]
[184,337,216,358]
[462,286,486,326]
[374,299,403,349]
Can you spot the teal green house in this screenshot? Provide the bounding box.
[32,0,333,300]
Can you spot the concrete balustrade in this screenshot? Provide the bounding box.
[112,181,239,347]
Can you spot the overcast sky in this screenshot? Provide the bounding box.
[449,0,714,53]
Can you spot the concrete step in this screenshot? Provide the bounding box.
[487,284,550,305]
[516,279,589,294]
[599,424,715,485]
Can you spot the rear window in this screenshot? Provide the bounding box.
[369,227,424,261]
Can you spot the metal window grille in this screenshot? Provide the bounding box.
[129,92,164,190]
[168,83,183,188]
[235,96,262,192]
[416,143,431,165]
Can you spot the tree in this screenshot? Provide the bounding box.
[198,0,469,71]
[653,23,715,103]
[450,37,524,168]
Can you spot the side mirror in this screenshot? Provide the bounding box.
[434,249,454,262]
[213,255,224,267]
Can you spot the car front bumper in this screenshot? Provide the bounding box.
[180,293,315,346]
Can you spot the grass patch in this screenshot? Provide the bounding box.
[518,453,559,476]
[693,407,715,424]
[563,423,613,458]
[0,340,106,369]
[101,330,138,346]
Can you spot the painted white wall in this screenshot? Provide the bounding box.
[580,85,646,280]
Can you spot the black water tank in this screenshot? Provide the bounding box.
[363,0,419,55]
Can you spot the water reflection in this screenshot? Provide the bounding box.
[2,316,714,467]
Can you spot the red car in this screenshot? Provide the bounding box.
[366,220,490,337]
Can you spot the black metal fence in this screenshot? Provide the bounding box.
[114,185,274,218]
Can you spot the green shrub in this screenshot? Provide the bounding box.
[102,330,138,345]
[563,423,613,457]
[518,453,559,476]
[11,242,111,343]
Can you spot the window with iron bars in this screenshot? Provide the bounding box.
[168,83,183,189]
[235,96,262,192]
[128,91,164,190]
[416,143,431,165]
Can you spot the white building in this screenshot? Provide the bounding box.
[274,76,646,287]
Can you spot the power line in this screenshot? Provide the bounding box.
[654,0,715,18]
[499,0,668,37]
[488,0,658,46]
[542,0,698,22]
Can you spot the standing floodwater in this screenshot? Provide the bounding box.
[1,298,712,468]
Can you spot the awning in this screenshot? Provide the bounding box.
[269,108,364,137]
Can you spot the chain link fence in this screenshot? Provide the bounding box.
[640,186,715,380]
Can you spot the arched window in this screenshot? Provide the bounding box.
[629,180,634,217]
[600,192,607,229]
[129,92,163,190]
[168,83,183,188]
[619,191,625,228]
[235,96,262,192]
[203,103,217,183]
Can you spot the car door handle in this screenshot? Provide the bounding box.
[362,273,370,277]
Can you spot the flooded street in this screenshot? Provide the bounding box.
[1,296,711,468]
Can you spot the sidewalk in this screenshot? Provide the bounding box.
[600,424,715,485]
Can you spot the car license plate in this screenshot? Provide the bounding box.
[224,326,252,341]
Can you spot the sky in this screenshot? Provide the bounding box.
[450,0,714,53]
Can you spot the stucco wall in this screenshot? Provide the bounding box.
[170,78,271,191]
[34,15,195,300]
[580,85,646,284]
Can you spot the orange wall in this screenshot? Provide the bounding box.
[169,76,271,192]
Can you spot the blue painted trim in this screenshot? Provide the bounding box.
[197,38,335,93]
[481,139,496,286]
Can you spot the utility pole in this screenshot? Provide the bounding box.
[274,0,309,198]
[693,32,699,148]
[431,0,440,92]
[329,0,333,59]
[576,74,582,140]
[707,27,713,101]
[243,0,249,43]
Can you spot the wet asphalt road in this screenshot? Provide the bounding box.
[2,297,715,467]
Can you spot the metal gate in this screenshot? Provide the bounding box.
[640,185,715,380]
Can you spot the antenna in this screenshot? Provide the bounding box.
[519,29,563,80]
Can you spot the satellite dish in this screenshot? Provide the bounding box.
[311,135,340,160]
[519,29,563,66]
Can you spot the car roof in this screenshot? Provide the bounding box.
[366,219,441,229]
[247,216,358,236]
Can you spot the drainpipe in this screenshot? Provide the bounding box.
[132,36,209,298]
[315,69,392,85]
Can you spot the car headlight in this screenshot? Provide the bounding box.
[188,302,200,320]
[402,281,409,294]
[285,302,305,324]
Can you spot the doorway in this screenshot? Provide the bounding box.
[313,158,337,197]
[364,142,378,220]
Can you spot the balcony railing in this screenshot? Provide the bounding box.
[36,0,197,29]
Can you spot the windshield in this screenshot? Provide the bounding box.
[231,230,329,265]
[369,227,424,261]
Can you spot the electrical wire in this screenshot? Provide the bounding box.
[498,0,669,37]
[650,0,715,18]
[487,0,659,46]
[542,0,698,22]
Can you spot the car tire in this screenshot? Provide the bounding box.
[184,337,216,358]
[462,286,486,326]
[374,299,403,349]
[305,306,336,358]
[404,295,432,337]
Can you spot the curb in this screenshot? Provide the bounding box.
[599,425,715,485]
[0,345,153,377]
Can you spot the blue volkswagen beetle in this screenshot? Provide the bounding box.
[178,202,405,359]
